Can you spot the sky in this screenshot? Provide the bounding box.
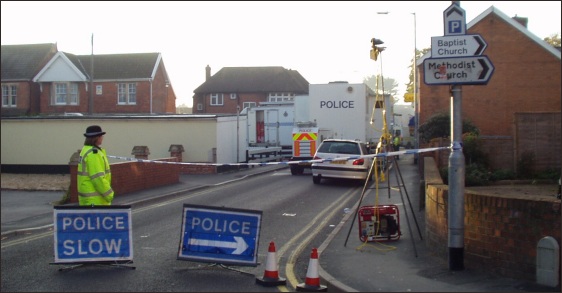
[2,1,560,108]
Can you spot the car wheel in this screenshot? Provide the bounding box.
[312,175,321,184]
[290,166,304,175]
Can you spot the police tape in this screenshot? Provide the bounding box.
[107,146,449,167]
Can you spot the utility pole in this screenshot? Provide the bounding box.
[89,33,94,115]
[447,0,465,271]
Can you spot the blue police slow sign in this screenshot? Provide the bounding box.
[177,204,262,266]
[53,205,133,264]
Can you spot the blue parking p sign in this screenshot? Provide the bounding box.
[444,3,466,35]
[177,204,262,266]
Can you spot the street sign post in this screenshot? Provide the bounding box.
[177,204,262,267]
[423,56,494,85]
[431,34,487,58]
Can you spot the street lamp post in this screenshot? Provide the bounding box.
[412,12,419,164]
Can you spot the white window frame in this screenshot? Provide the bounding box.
[230,93,237,100]
[118,83,137,105]
[197,103,203,111]
[2,84,17,108]
[243,102,256,109]
[52,82,79,105]
[268,92,294,102]
[210,93,224,106]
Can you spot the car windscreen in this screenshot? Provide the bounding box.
[318,142,360,155]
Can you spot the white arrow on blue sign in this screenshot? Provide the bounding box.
[423,56,494,85]
[177,204,262,267]
[431,34,487,58]
[189,236,249,255]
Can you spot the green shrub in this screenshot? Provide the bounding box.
[439,163,492,186]
[418,112,479,144]
[489,169,516,181]
[440,167,449,184]
[465,163,490,186]
[534,168,561,180]
[516,151,535,179]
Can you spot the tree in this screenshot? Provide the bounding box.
[363,75,399,101]
[406,47,430,94]
[544,33,561,47]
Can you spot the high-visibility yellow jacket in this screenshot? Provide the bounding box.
[77,145,114,206]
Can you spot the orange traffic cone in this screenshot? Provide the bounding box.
[296,248,327,292]
[256,241,286,286]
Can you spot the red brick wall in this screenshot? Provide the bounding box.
[424,157,562,281]
[197,92,267,114]
[178,164,216,174]
[37,62,175,114]
[69,157,180,204]
[0,82,34,116]
[418,13,561,138]
[422,112,560,173]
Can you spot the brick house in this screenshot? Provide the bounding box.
[1,43,177,116]
[192,65,309,114]
[1,43,58,116]
[417,6,561,173]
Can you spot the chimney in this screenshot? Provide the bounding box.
[512,15,528,28]
[205,65,211,80]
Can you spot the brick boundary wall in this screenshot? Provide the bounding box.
[69,157,180,204]
[178,164,216,175]
[423,157,561,281]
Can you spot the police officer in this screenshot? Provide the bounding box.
[393,135,401,160]
[78,125,114,206]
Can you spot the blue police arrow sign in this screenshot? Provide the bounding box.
[431,34,487,58]
[177,204,262,266]
[423,56,494,85]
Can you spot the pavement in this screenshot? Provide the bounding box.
[1,156,560,292]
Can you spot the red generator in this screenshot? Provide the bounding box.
[358,205,401,242]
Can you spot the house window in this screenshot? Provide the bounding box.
[197,103,203,111]
[243,102,256,109]
[2,85,17,108]
[268,92,294,102]
[118,83,136,104]
[230,93,237,100]
[210,93,223,106]
[52,82,79,105]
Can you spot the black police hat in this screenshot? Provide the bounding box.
[84,125,106,137]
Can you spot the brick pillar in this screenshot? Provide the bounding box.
[132,146,150,160]
[169,144,185,161]
[68,150,81,204]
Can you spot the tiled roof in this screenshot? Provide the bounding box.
[1,43,57,81]
[75,52,161,80]
[194,66,309,94]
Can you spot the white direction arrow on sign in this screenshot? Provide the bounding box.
[423,56,494,85]
[189,236,249,255]
[431,34,487,58]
